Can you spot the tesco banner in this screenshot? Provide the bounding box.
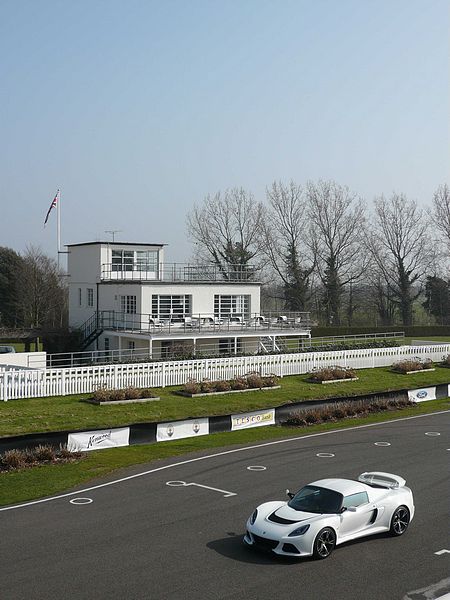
[156,418,209,442]
[68,427,130,452]
[231,408,275,431]
[408,387,436,403]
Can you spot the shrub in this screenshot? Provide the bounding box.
[124,387,140,400]
[92,387,111,402]
[182,380,201,394]
[391,358,433,373]
[200,379,214,393]
[441,354,450,366]
[139,388,156,398]
[109,389,126,402]
[1,449,27,470]
[261,374,279,387]
[246,373,263,389]
[33,444,56,462]
[230,377,248,390]
[308,366,357,382]
[214,380,231,392]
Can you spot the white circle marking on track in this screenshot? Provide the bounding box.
[425,432,440,436]
[374,442,391,446]
[247,466,267,471]
[69,498,93,505]
[166,481,187,487]
[316,453,335,458]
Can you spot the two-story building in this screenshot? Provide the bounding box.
[67,241,311,359]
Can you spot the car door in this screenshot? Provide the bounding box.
[339,492,375,538]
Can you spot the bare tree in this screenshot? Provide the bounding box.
[263,181,315,311]
[187,188,264,280]
[17,246,67,329]
[432,183,450,250]
[366,194,433,326]
[306,180,367,325]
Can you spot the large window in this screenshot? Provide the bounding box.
[120,295,137,314]
[214,295,250,319]
[152,295,191,318]
[112,249,158,272]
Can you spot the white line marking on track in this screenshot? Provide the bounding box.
[425,432,441,436]
[316,452,335,457]
[1,409,449,512]
[374,441,391,446]
[435,549,450,555]
[166,480,236,497]
[247,466,266,471]
[69,498,93,505]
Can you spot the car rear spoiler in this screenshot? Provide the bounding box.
[358,472,406,489]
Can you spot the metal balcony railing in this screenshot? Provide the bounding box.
[100,262,260,282]
[96,310,312,335]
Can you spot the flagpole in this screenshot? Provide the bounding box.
[57,188,61,269]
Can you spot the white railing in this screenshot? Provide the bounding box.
[1,345,449,401]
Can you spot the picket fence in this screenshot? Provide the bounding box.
[1,344,449,401]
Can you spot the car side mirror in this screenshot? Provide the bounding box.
[340,506,347,513]
[286,489,295,500]
[347,506,358,512]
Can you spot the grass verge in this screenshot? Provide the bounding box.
[2,367,450,436]
[1,397,448,508]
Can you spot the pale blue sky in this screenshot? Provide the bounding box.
[0,0,448,263]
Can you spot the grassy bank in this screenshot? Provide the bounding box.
[1,398,448,507]
[1,367,450,437]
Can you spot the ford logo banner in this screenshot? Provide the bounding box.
[416,390,428,399]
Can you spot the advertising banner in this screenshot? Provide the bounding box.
[156,418,209,442]
[407,387,436,403]
[67,427,130,452]
[231,408,275,431]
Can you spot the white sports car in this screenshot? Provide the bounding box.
[244,472,414,559]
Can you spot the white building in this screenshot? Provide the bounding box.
[67,241,311,359]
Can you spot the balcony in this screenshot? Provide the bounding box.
[96,310,311,336]
[100,262,260,283]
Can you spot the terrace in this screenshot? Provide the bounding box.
[100,262,260,283]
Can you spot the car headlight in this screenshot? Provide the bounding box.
[288,524,310,537]
[250,509,258,525]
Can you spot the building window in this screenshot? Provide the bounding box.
[120,295,137,314]
[152,295,191,318]
[128,341,135,350]
[104,337,110,351]
[112,249,158,272]
[87,288,94,307]
[214,295,250,319]
[78,288,82,306]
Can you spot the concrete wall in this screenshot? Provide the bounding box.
[0,352,46,369]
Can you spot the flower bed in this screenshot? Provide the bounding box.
[282,395,416,427]
[84,387,160,405]
[391,359,435,374]
[307,366,358,384]
[178,373,279,397]
[0,444,85,473]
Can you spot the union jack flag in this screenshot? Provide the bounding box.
[44,189,59,226]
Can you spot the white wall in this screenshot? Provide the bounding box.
[0,352,46,369]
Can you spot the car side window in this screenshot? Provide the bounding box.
[343,491,369,508]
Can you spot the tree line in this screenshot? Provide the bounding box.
[187,181,450,327]
[0,246,67,330]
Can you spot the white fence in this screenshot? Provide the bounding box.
[1,344,449,401]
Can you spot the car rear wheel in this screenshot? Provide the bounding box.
[390,506,410,536]
[313,527,336,559]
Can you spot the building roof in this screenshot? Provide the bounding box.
[66,241,166,247]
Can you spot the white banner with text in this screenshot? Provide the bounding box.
[231,408,275,431]
[68,427,130,452]
[408,387,436,403]
[156,418,209,442]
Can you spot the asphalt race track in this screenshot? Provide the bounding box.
[2,411,450,600]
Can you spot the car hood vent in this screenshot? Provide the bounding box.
[268,511,308,525]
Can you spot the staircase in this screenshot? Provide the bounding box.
[79,312,103,350]
[259,336,287,353]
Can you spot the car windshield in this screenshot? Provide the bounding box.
[288,485,343,514]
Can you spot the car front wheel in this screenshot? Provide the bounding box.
[390,506,410,536]
[313,527,336,559]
